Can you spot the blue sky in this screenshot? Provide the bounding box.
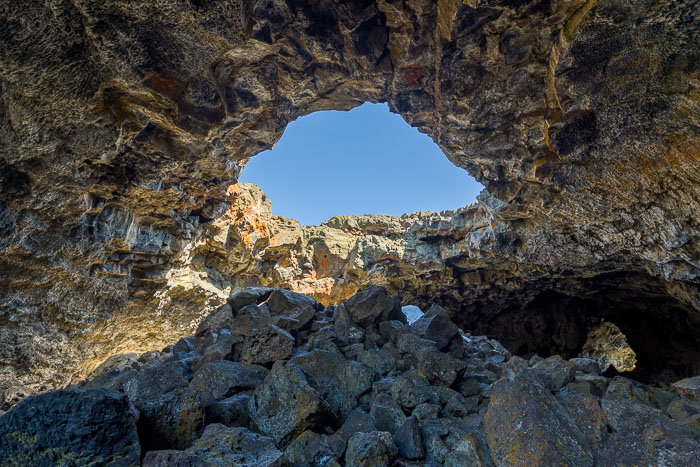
[240,102,483,225]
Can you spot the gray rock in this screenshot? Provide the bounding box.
[251,361,329,445]
[345,431,397,467]
[237,324,295,365]
[204,393,251,427]
[393,416,424,459]
[599,398,700,466]
[413,349,467,386]
[284,430,339,467]
[327,409,377,458]
[92,352,141,377]
[370,393,407,435]
[569,357,602,375]
[267,289,317,330]
[410,304,458,350]
[672,375,700,401]
[196,304,234,336]
[291,350,374,419]
[0,389,140,466]
[143,423,287,466]
[390,374,430,410]
[228,287,276,313]
[558,393,608,450]
[344,286,405,327]
[190,360,265,399]
[604,376,674,411]
[484,373,593,466]
[532,355,577,391]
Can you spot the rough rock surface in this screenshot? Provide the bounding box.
[1,0,699,398]
[2,287,698,465]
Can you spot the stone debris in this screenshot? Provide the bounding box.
[1,286,698,465]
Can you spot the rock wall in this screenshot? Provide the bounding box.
[1,0,698,398]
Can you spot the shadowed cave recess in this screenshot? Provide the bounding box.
[0,0,699,413]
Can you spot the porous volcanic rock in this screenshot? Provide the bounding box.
[0,0,698,405]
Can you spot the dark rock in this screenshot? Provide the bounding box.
[92,352,141,377]
[390,374,430,410]
[604,376,674,411]
[531,355,577,391]
[0,389,140,466]
[599,398,700,466]
[204,393,251,427]
[284,430,338,467]
[410,304,458,350]
[413,349,467,386]
[370,393,407,435]
[232,304,279,336]
[228,287,276,313]
[570,357,602,375]
[411,402,440,421]
[566,374,610,397]
[198,334,239,364]
[393,416,424,459]
[196,304,234,336]
[237,324,295,364]
[344,286,405,327]
[250,361,329,445]
[558,393,608,450]
[267,289,317,330]
[327,409,377,457]
[190,360,265,399]
[143,423,286,466]
[345,431,397,467]
[396,333,438,354]
[672,376,700,401]
[484,374,593,466]
[291,350,374,419]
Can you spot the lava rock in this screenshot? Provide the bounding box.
[410,304,459,350]
[345,431,398,467]
[390,374,430,410]
[250,361,330,445]
[228,287,276,313]
[267,289,317,330]
[531,355,577,391]
[0,388,140,466]
[393,416,424,459]
[484,373,593,466]
[413,349,467,386]
[327,409,377,457]
[284,430,339,467]
[370,393,407,435]
[143,423,287,466]
[196,303,234,336]
[237,324,295,364]
[190,360,266,399]
[291,349,374,419]
[570,357,602,375]
[671,375,700,401]
[344,286,405,327]
[204,393,251,427]
[558,393,609,450]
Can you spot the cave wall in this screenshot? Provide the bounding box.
[0,0,698,397]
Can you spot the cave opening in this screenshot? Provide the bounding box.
[239,102,483,226]
[453,271,700,386]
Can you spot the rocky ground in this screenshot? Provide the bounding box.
[1,286,698,466]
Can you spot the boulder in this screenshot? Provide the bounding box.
[251,361,329,445]
[344,286,405,327]
[484,374,593,466]
[190,360,266,399]
[345,431,397,467]
[390,374,430,410]
[284,430,339,467]
[393,416,424,459]
[671,375,700,401]
[204,393,251,427]
[196,304,234,336]
[531,355,577,391]
[267,289,317,330]
[0,389,140,466]
[413,349,467,386]
[237,324,295,365]
[228,287,276,313]
[143,423,287,466]
[569,357,602,375]
[558,393,608,450]
[291,350,374,419]
[599,398,700,466]
[370,393,407,435]
[327,409,377,457]
[410,304,458,350]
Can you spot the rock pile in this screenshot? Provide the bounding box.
[1,286,698,466]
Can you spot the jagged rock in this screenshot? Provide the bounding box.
[327,409,377,458]
[531,355,577,391]
[204,393,251,427]
[0,389,140,466]
[291,350,374,419]
[370,393,407,435]
[604,376,674,411]
[143,424,287,467]
[393,416,424,460]
[196,304,234,336]
[236,324,295,364]
[344,286,405,327]
[412,349,467,386]
[566,374,610,398]
[558,393,608,450]
[484,374,593,466]
[250,361,329,445]
[92,352,141,377]
[599,398,700,466]
[672,376,700,401]
[267,289,317,330]
[345,431,397,467]
[410,304,459,350]
[228,288,276,313]
[570,357,602,376]
[390,374,430,410]
[284,431,339,467]
[190,360,266,399]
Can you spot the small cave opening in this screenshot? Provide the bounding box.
[239,102,483,226]
[455,271,700,386]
